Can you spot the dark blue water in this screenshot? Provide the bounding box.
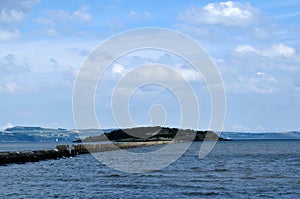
[1,140,299,198]
[0,142,72,152]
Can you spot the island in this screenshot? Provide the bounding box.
[75,126,228,142]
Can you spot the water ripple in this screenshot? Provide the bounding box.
[0,140,299,198]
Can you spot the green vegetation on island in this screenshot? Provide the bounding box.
[75,126,228,142]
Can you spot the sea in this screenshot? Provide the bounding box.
[0,140,299,198]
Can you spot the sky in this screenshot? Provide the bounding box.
[0,0,300,132]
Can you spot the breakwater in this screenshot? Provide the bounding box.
[0,141,170,166]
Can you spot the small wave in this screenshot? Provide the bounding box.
[189,179,209,183]
[212,168,228,172]
[264,174,288,179]
[106,174,123,178]
[182,191,219,196]
[112,183,140,189]
[240,176,256,180]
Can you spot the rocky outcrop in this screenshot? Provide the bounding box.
[0,146,71,166]
[76,126,228,142]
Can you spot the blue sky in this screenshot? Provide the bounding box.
[0,0,299,132]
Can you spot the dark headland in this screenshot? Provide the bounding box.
[74,126,228,142]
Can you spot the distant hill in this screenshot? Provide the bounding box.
[0,126,112,142]
[221,131,300,140]
[1,126,300,142]
[75,126,227,142]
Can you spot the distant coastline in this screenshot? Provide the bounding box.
[1,126,300,166]
[1,126,300,142]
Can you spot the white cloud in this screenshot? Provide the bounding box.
[263,44,296,58]
[0,0,38,21]
[1,122,13,131]
[72,6,92,22]
[252,27,271,40]
[0,9,25,23]
[97,62,200,99]
[0,0,39,40]
[129,10,150,19]
[0,53,29,76]
[107,65,202,102]
[3,82,20,94]
[0,39,94,73]
[105,18,124,30]
[67,47,90,56]
[0,81,38,94]
[34,17,54,26]
[231,124,251,132]
[129,10,138,17]
[112,63,125,74]
[218,58,282,94]
[0,29,20,40]
[63,66,78,85]
[45,6,92,23]
[174,67,200,81]
[111,53,201,81]
[0,39,95,94]
[234,45,257,54]
[250,72,278,93]
[234,43,296,58]
[43,27,59,37]
[35,6,92,36]
[255,125,266,131]
[40,7,92,23]
[178,1,259,27]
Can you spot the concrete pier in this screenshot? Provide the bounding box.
[0,141,170,166]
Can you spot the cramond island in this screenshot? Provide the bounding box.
[75,126,228,142]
